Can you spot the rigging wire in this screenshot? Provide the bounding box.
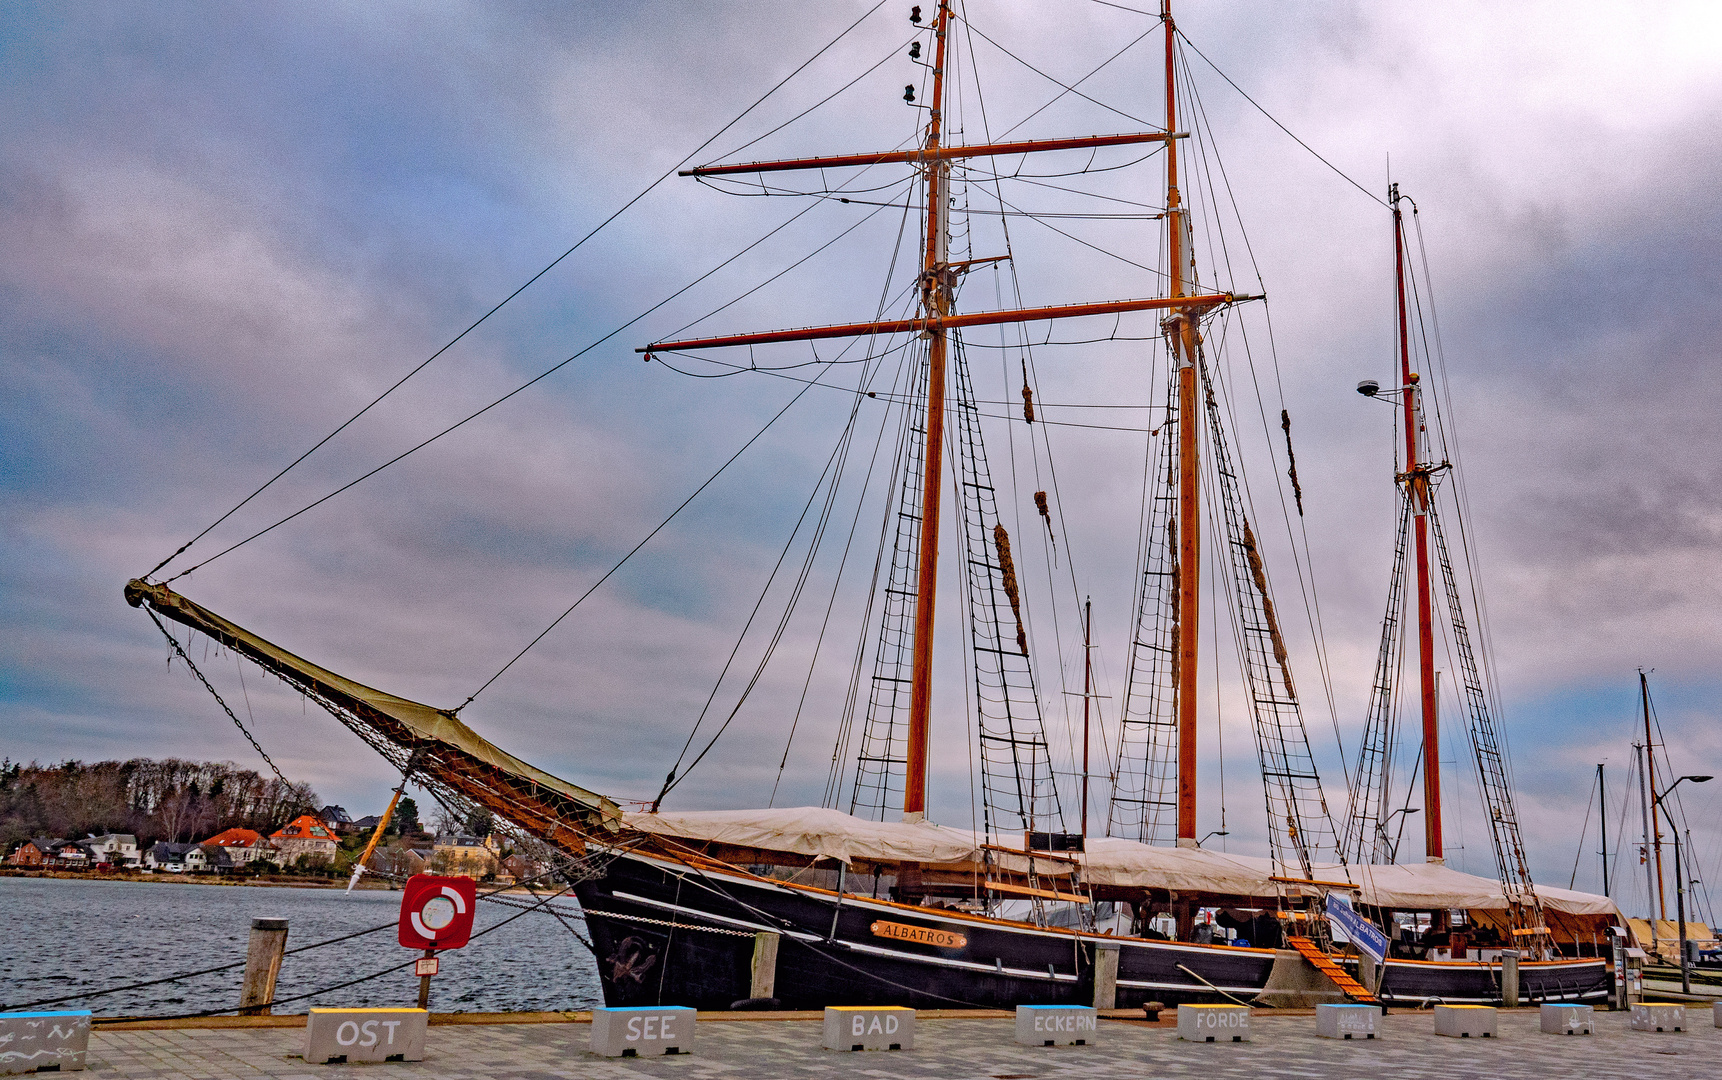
[456,364,837,712]
[988,22,1158,142]
[145,609,300,800]
[771,196,920,808]
[655,351,880,807]
[1570,765,1599,889]
[959,7,1088,824]
[1177,45,1349,787]
[955,15,1157,129]
[1174,27,1387,209]
[140,0,895,581]
[159,147,898,586]
[701,30,918,169]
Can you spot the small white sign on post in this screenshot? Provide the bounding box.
[822,1006,915,1051]
[0,1010,90,1075]
[1630,1003,1685,1033]
[1315,1003,1377,1040]
[1539,1003,1594,1035]
[1176,1004,1251,1042]
[1433,1005,1496,1038]
[304,1008,427,1064]
[590,1006,695,1057]
[1015,1005,1097,1046]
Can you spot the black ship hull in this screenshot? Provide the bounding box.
[575,849,1276,1010]
[574,849,1611,1010]
[1369,955,1610,1006]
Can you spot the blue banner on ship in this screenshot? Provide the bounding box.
[1325,893,1389,964]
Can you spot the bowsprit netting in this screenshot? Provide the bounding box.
[1200,352,1343,880]
[1110,359,1182,844]
[950,335,1062,836]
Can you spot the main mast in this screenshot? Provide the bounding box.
[902,0,953,823]
[1393,183,1443,863]
[1163,0,1202,849]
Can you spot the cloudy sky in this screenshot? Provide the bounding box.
[3,1,1719,917]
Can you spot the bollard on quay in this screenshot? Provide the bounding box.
[239,918,289,1016]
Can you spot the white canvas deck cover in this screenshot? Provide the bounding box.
[626,807,1622,921]
[623,807,985,865]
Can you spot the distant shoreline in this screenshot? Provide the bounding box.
[0,867,387,890]
[0,868,557,896]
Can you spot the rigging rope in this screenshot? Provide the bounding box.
[457,362,835,712]
[1174,28,1387,209]
[141,0,894,582]
[145,608,300,801]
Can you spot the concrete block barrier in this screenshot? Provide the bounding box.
[1433,1005,1496,1038]
[1539,1003,1594,1035]
[0,1011,89,1075]
[590,1006,695,1057]
[1630,1003,1685,1032]
[1015,1005,1097,1046]
[1315,1003,1377,1040]
[822,1006,914,1051]
[1177,1003,1251,1042]
[304,1008,426,1064]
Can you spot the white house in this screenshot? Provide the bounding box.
[84,833,141,868]
[144,842,207,872]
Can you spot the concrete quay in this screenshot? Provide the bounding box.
[85,1008,1719,1080]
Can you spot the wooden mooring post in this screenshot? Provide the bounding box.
[239,917,289,1015]
[750,932,780,1001]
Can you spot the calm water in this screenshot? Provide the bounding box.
[0,877,602,1016]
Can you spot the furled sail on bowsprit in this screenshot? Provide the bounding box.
[124,579,621,848]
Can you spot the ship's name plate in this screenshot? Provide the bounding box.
[870,920,967,949]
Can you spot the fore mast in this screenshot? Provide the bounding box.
[902,0,954,824]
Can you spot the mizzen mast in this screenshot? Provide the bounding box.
[1392,183,1444,863]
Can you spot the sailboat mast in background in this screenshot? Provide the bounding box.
[1641,669,1666,919]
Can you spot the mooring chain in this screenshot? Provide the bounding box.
[146,608,298,797]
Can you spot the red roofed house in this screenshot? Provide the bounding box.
[202,827,272,867]
[269,815,339,865]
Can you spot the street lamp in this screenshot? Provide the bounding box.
[1653,774,1712,994]
[1376,807,1419,863]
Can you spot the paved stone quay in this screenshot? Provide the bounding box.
[84,1010,1721,1080]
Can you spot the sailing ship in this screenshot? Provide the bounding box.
[126,1,1617,1009]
